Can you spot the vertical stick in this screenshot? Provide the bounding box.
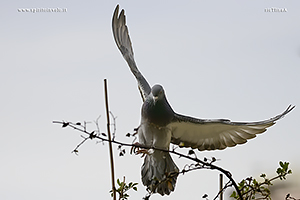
[219,174,223,200]
[104,79,116,200]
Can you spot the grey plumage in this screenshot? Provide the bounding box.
[112,5,151,101]
[138,85,179,195]
[169,105,294,151]
[111,5,295,196]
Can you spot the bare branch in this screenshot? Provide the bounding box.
[104,79,116,200]
[53,120,243,199]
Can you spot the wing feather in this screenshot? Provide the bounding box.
[112,5,151,101]
[168,105,295,151]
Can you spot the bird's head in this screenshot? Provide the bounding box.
[151,84,165,103]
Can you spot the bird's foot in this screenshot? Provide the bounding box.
[130,142,141,154]
[136,149,151,157]
[130,142,150,157]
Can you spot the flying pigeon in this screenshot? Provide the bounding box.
[112,5,295,196]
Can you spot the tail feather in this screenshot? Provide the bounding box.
[141,150,179,195]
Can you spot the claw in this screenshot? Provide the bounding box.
[130,142,150,157]
[136,149,150,157]
[130,142,141,154]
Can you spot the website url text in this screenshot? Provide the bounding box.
[17,7,67,13]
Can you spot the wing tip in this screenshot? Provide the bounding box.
[115,4,119,11]
[112,4,119,23]
[112,4,126,29]
[286,104,295,114]
[276,104,296,121]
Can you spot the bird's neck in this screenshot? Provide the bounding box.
[142,97,174,126]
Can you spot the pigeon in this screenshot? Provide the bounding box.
[111,5,295,196]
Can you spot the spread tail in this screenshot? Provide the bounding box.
[141,150,179,195]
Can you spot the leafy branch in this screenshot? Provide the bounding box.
[110,177,138,200]
[230,161,292,200]
[286,193,300,200]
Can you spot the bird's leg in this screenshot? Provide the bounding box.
[130,142,151,157]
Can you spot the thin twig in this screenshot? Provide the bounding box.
[213,180,232,200]
[71,136,89,154]
[109,111,117,141]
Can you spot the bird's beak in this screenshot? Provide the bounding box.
[153,96,158,104]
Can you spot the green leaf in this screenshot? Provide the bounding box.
[264,188,270,193]
[62,122,69,128]
[276,168,282,175]
[253,178,258,186]
[230,191,237,198]
[212,157,216,162]
[282,162,288,171]
[280,161,284,168]
[238,179,245,188]
[260,173,266,178]
[188,150,195,155]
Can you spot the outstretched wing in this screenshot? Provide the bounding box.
[168,105,295,151]
[112,5,151,101]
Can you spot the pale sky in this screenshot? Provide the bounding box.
[1,1,300,200]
